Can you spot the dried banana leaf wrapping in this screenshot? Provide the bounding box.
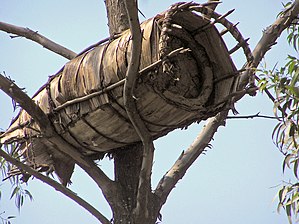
[0,7,239,182]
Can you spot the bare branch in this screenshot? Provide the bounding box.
[155,111,228,207]
[238,0,299,90]
[0,146,111,224]
[0,73,54,137]
[0,21,76,60]
[0,73,118,207]
[227,112,280,120]
[155,0,299,212]
[123,0,154,220]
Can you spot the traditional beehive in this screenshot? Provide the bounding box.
[0,2,252,184]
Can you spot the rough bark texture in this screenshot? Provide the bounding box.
[105,1,144,223]
[113,144,143,223]
[105,0,130,35]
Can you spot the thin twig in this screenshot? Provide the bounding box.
[0,21,76,60]
[255,75,284,113]
[0,147,111,224]
[227,112,281,120]
[123,0,154,220]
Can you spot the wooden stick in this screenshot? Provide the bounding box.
[123,0,154,221]
[0,21,76,60]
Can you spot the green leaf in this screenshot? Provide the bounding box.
[278,187,284,203]
[277,202,283,214]
[7,216,16,220]
[293,34,298,51]
[24,190,33,201]
[286,202,292,224]
[293,86,299,97]
[20,195,24,208]
[283,154,293,173]
[10,186,19,200]
[294,160,299,179]
[289,122,296,137]
[291,192,299,204]
[15,194,20,210]
[282,186,290,203]
[291,69,299,86]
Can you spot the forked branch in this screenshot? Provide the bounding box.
[0,21,76,60]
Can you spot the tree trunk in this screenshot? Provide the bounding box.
[113,144,143,223]
[105,0,129,35]
[104,1,153,223]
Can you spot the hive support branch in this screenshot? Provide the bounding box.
[154,111,228,209]
[0,21,76,60]
[154,0,299,214]
[237,0,299,91]
[123,0,155,221]
[0,74,54,136]
[0,73,119,211]
[0,147,111,224]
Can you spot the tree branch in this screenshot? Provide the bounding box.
[0,21,76,60]
[123,0,154,220]
[0,73,118,209]
[0,74,54,137]
[0,146,111,224]
[227,112,280,120]
[155,0,299,212]
[155,111,228,207]
[238,0,299,90]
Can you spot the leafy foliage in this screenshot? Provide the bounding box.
[259,55,299,223]
[258,3,299,220]
[0,211,15,224]
[0,144,33,223]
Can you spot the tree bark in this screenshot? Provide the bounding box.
[105,0,129,35]
[104,1,150,223]
[113,144,143,223]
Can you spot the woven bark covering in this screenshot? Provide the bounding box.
[1,5,241,182]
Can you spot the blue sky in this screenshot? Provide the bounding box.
[0,0,296,223]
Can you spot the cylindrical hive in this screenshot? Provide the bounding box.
[1,4,247,183]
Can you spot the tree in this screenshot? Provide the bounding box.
[0,0,298,224]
